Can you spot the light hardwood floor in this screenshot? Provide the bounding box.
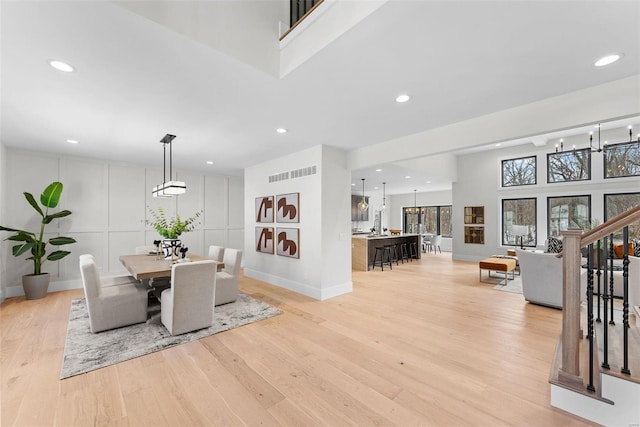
[1,253,596,426]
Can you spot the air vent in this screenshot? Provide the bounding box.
[269,165,316,183]
[268,171,289,183]
[291,165,316,179]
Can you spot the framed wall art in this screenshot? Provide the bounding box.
[276,227,299,258]
[276,192,299,223]
[255,196,274,223]
[255,227,274,254]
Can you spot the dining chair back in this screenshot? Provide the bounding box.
[208,245,225,262]
[161,260,216,335]
[215,248,243,306]
[79,255,148,333]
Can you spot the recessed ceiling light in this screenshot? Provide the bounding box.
[395,94,411,103]
[425,181,431,184]
[374,186,379,190]
[405,175,411,179]
[206,161,213,165]
[49,60,75,73]
[594,54,622,67]
[495,143,501,147]
[276,128,288,134]
[351,183,355,186]
[66,139,78,144]
[375,168,382,172]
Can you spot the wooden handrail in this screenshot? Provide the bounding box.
[581,205,640,248]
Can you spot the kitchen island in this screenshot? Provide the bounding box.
[352,234,421,271]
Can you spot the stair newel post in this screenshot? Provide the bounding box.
[559,229,583,386]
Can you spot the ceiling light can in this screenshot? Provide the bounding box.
[49,60,75,72]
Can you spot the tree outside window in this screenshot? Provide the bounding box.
[605,192,640,240]
[547,149,591,183]
[604,142,640,178]
[502,156,536,187]
[547,195,591,236]
[502,198,536,247]
[402,205,452,237]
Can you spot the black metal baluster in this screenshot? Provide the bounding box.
[601,236,610,370]
[595,243,602,322]
[608,234,615,325]
[586,245,595,391]
[621,226,630,375]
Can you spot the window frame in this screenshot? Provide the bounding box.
[547,148,592,183]
[501,198,537,247]
[547,194,591,237]
[402,205,452,238]
[603,141,640,179]
[501,155,537,187]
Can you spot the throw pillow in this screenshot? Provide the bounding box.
[614,242,634,259]
[634,239,640,257]
[547,236,563,253]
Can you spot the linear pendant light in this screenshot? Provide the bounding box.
[152,134,186,198]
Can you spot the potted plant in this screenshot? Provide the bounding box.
[0,182,76,299]
[147,207,201,259]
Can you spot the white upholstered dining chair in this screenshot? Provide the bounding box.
[79,254,148,333]
[208,245,225,262]
[161,260,216,335]
[215,248,242,306]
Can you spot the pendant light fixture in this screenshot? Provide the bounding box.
[152,134,186,198]
[358,178,368,211]
[382,182,386,210]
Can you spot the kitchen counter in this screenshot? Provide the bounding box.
[352,234,421,271]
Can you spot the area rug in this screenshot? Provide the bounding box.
[492,276,523,294]
[60,292,281,379]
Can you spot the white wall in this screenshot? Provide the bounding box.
[244,144,352,300]
[0,142,6,302]
[452,140,640,261]
[1,148,243,298]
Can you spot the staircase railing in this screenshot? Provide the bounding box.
[558,205,640,392]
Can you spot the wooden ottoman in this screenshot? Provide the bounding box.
[479,257,517,285]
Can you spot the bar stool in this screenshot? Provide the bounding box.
[409,242,419,260]
[399,243,409,263]
[390,244,400,266]
[372,246,393,271]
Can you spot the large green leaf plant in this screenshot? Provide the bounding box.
[0,182,76,275]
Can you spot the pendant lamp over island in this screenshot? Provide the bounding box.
[152,134,186,198]
[358,178,368,211]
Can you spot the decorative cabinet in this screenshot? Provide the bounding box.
[464,206,484,224]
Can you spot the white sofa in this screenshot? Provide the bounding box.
[517,250,639,309]
[516,249,586,309]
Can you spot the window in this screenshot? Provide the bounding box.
[604,192,640,239]
[547,195,591,237]
[402,205,452,237]
[502,198,536,247]
[604,141,640,179]
[547,148,591,183]
[501,155,536,187]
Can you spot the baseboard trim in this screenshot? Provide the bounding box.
[244,269,351,301]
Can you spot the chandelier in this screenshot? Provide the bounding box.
[152,134,186,198]
[554,124,638,154]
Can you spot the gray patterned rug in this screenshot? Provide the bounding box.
[60,292,281,379]
[492,276,523,294]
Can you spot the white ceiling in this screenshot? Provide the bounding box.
[2,1,639,195]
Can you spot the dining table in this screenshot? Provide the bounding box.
[119,253,223,281]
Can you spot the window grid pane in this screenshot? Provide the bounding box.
[547,195,591,237]
[502,198,537,247]
[501,155,537,187]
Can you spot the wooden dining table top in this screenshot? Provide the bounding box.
[119,254,223,280]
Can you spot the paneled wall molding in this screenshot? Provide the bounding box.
[1,148,244,296]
